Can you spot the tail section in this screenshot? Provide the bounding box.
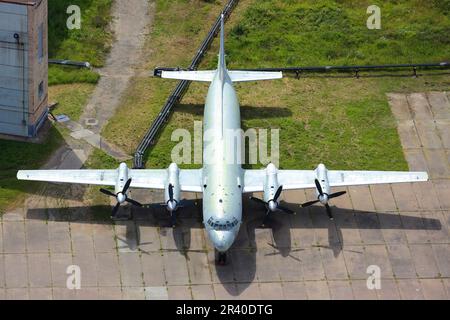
[160,70,283,83]
[160,12,283,83]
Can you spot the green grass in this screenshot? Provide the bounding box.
[48,65,100,86]
[215,0,450,170]
[103,0,450,171]
[0,127,64,213]
[102,0,225,157]
[84,147,124,169]
[49,83,95,121]
[48,0,113,84]
[215,0,450,68]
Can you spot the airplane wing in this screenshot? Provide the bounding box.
[243,169,428,193]
[17,169,203,192]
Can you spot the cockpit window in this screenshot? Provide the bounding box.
[206,217,239,230]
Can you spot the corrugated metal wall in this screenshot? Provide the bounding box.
[0,1,29,137]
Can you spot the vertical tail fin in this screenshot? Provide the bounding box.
[218,13,226,70]
[160,12,282,83]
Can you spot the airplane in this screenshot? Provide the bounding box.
[17,14,428,264]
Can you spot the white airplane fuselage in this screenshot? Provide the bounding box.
[202,68,243,252]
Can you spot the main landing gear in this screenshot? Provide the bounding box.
[216,251,227,265]
[171,212,176,228]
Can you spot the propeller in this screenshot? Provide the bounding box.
[147,183,196,228]
[301,179,346,220]
[250,185,295,226]
[100,178,143,218]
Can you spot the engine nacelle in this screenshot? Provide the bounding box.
[115,163,129,202]
[315,163,330,204]
[264,163,279,206]
[165,163,181,211]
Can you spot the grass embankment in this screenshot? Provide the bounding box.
[48,0,114,117]
[0,127,63,211]
[102,0,239,168]
[0,0,114,213]
[219,0,450,169]
[104,0,450,171]
[48,83,96,121]
[48,0,113,85]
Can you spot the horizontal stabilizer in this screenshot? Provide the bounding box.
[161,70,216,82]
[228,70,283,82]
[160,70,283,83]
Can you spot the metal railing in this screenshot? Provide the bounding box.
[133,0,239,169]
[48,59,91,68]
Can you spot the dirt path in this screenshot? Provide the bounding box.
[80,0,153,134]
[56,0,155,162]
[50,0,153,170]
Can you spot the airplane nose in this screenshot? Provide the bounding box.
[208,230,236,252]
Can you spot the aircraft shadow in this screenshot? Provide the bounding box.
[176,103,293,119]
[25,195,442,296]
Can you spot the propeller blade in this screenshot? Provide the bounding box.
[328,191,347,199]
[111,202,121,217]
[100,188,116,197]
[126,198,143,207]
[314,179,323,196]
[301,199,320,207]
[122,178,132,194]
[168,184,174,201]
[250,197,267,205]
[325,203,333,220]
[273,185,283,202]
[278,205,295,215]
